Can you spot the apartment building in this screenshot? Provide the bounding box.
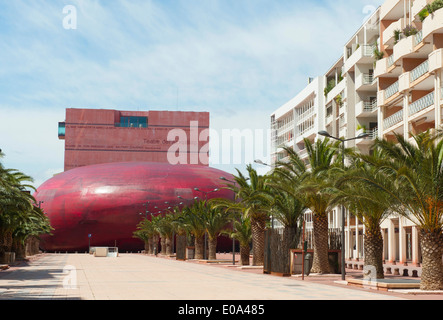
[374,0,443,266]
[271,0,443,267]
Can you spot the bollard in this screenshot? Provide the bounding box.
[412,270,418,278]
[402,269,409,277]
[386,267,392,274]
[394,268,400,275]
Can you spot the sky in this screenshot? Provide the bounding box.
[0,0,384,189]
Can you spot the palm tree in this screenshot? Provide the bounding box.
[276,137,341,274]
[222,212,252,265]
[178,200,207,259]
[367,131,443,290]
[266,172,306,249]
[335,151,398,279]
[231,165,271,266]
[133,218,156,254]
[203,202,231,260]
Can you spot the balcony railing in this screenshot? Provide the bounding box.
[415,30,423,46]
[363,74,374,85]
[385,81,399,99]
[369,127,378,140]
[410,60,429,82]
[387,55,395,68]
[363,45,375,57]
[409,91,434,115]
[363,100,377,113]
[383,109,403,129]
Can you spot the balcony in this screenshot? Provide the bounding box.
[356,73,376,91]
[355,128,378,145]
[383,18,405,48]
[422,7,443,41]
[325,78,347,105]
[385,81,400,100]
[412,0,433,19]
[383,109,403,130]
[410,60,429,83]
[429,48,443,73]
[356,100,377,117]
[398,71,411,92]
[325,113,333,125]
[393,35,416,62]
[409,91,435,116]
[380,0,404,20]
[343,45,375,73]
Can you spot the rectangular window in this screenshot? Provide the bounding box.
[118,116,148,128]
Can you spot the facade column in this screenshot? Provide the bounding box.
[412,225,420,266]
[346,210,351,260]
[435,70,442,129]
[378,105,384,139]
[399,218,407,265]
[381,228,387,262]
[388,219,396,263]
[355,217,360,260]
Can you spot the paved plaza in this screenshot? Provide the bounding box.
[0,253,415,301]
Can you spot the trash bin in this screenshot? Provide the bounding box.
[304,253,313,276]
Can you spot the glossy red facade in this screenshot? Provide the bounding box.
[34,162,234,252]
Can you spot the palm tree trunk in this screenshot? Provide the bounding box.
[311,213,330,274]
[363,229,384,279]
[160,236,166,255]
[194,235,204,260]
[240,245,250,265]
[208,237,217,260]
[420,229,443,290]
[11,237,25,260]
[251,218,266,266]
[147,237,154,254]
[165,236,172,255]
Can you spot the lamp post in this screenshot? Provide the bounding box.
[318,130,369,281]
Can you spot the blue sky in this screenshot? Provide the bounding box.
[0,0,384,188]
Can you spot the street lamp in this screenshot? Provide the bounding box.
[254,159,270,166]
[318,130,369,281]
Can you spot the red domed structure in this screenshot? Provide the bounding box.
[34,162,235,252]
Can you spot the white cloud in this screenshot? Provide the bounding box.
[0,0,384,182]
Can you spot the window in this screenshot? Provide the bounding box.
[118,116,148,128]
[58,122,66,138]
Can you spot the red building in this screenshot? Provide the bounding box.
[58,108,210,171]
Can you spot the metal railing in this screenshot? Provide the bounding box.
[363,45,375,57]
[363,73,374,85]
[363,100,377,113]
[410,60,429,82]
[385,81,399,99]
[409,91,434,115]
[383,109,403,129]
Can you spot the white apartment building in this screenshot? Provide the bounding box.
[271,0,443,267]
